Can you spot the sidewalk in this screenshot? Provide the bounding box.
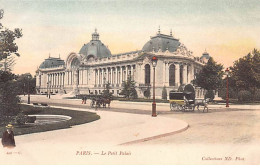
[0,96,188,164]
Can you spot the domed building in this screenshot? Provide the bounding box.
[36,28,209,98]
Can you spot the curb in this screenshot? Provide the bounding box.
[22,103,189,145]
[119,124,189,145]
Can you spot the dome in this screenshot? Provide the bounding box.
[142,31,180,52]
[79,29,111,59]
[39,57,65,69]
[200,50,211,59]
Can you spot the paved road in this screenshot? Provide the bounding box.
[141,108,260,144]
[21,95,260,144]
[18,95,260,164]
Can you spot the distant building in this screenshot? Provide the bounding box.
[36,28,210,98]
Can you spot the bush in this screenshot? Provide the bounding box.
[162,86,167,100]
[255,89,260,101]
[15,113,28,125]
[22,108,42,115]
[144,87,151,99]
[27,116,36,123]
[0,80,21,116]
[238,90,252,102]
[205,90,215,101]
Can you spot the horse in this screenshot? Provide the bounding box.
[102,98,111,108]
[193,98,210,112]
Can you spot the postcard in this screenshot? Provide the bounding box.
[0,0,259,165]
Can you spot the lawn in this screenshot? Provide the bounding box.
[0,104,100,138]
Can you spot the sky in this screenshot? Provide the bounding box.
[1,0,260,75]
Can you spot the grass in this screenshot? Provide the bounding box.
[0,104,100,138]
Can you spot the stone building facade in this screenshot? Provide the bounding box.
[36,29,209,99]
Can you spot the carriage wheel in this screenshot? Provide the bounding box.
[170,103,176,111]
[177,105,184,111]
[90,101,94,108]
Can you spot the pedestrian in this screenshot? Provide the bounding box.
[84,96,87,104]
[1,124,16,148]
[82,96,84,104]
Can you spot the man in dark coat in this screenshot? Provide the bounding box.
[1,124,16,148]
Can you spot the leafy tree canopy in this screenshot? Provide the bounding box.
[0,9,22,61]
[192,57,224,91]
[230,49,260,90]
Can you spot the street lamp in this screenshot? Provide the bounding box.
[47,82,49,98]
[151,56,158,117]
[48,81,51,99]
[47,82,51,99]
[27,76,30,104]
[23,83,25,96]
[225,68,230,107]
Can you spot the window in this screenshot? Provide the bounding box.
[169,64,175,86]
[145,64,150,84]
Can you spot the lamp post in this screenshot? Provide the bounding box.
[47,82,51,99]
[151,56,158,117]
[48,81,51,99]
[27,76,30,104]
[47,82,49,98]
[23,83,25,96]
[225,68,230,107]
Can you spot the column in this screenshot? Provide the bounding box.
[126,65,129,79]
[78,70,81,85]
[71,71,73,85]
[62,72,65,86]
[110,68,113,84]
[106,68,109,84]
[175,63,180,87]
[94,69,97,85]
[56,73,58,87]
[190,64,194,82]
[101,69,103,85]
[67,71,69,85]
[187,64,192,83]
[130,65,133,79]
[121,66,123,84]
[53,73,55,86]
[115,67,118,84]
[183,64,188,84]
[97,69,100,85]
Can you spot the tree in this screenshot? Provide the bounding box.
[0,9,23,61]
[16,73,36,95]
[0,9,22,123]
[0,56,16,71]
[162,86,167,100]
[0,70,20,122]
[230,49,260,101]
[120,76,138,99]
[102,82,113,99]
[192,57,224,91]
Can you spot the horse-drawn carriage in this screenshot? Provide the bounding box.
[169,84,209,112]
[90,95,111,109]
